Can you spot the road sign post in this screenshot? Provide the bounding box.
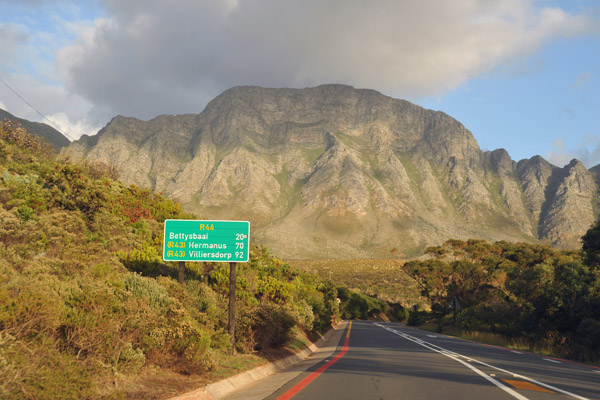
[228,261,236,354]
[449,296,461,323]
[163,219,250,354]
[178,261,185,284]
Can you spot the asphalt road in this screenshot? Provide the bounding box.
[242,321,600,400]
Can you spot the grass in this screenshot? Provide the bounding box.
[316,211,360,235]
[289,120,325,129]
[334,131,367,149]
[286,329,312,352]
[300,147,325,166]
[272,168,305,219]
[208,353,269,381]
[397,153,421,188]
[202,327,314,383]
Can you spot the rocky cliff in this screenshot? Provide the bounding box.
[64,85,599,258]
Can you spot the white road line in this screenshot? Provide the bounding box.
[427,335,438,338]
[511,351,524,354]
[374,323,529,400]
[543,358,562,364]
[470,359,588,400]
[374,323,590,400]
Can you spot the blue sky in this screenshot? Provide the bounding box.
[0,0,599,167]
[418,33,600,164]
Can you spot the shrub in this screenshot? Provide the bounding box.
[124,272,171,312]
[295,299,315,331]
[165,302,215,373]
[0,206,20,240]
[252,303,298,350]
[256,275,292,304]
[390,303,409,322]
[117,242,165,277]
[117,342,146,372]
[573,318,600,362]
[15,204,36,223]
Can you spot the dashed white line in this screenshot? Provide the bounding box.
[374,323,529,400]
[374,323,590,400]
[543,358,562,364]
[511,351,524,354]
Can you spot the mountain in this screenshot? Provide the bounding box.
[63,85,599,258]
[0,108,70,150]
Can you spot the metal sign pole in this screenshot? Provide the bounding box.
[178,261,185,284]
[228,261,237,354]
[453,301,456,323]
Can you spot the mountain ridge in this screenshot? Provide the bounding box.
[64,84,599,258]
[0,108,70,149]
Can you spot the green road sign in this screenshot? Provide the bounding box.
[163,219,250,262]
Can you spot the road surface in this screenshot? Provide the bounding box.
[227,321,600,400]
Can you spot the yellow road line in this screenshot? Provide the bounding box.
[503,379,555,393]
[346,321,352,339]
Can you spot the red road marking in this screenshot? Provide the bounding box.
[277,322,353,400]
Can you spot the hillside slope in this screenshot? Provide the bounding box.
[0,108,70,149]
[2,120,386,399]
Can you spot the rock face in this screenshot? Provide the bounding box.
[64,85,599,258]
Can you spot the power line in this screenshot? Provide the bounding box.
[0,75,75,141]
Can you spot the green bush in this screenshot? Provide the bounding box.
[390,303,409,322]
[165,302,215,373]
[252,303,298,350]
[117,342,146,372]
[117,242,166,277]
[0,333,93,400]
[15,204,36,222]
[573,318,600,363]
[295,299,315,331]
[124,272,171,312]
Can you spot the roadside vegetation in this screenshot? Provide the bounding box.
[289,258,422,306]
[401,238,600,364]
[6,118,597,398]
[0,120,389,399]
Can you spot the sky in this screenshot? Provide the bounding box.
[0,0,599,167]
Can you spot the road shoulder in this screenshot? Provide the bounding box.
[170,321,348,400]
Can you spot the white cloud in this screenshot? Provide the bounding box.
[0,74,97,139]
[2,0,599,143]
[46,111,100,140]
[0,1,103,137]
[546,135,600,168]
[546,139,573,167]
[55,0,599,121]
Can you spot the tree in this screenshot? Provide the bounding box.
[582,220,600,270]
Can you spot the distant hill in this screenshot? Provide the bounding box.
[64,84,600,258]
[0,108,70,149]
